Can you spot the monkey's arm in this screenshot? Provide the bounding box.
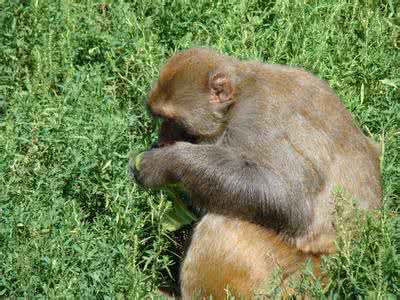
[134,142,318,236]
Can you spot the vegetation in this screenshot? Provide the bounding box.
[0,0,399,298]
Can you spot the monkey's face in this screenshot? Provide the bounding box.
[146,51,236,147]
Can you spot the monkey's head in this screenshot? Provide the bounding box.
[146,48,239,147]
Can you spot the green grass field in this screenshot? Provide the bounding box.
[0,0,399,298]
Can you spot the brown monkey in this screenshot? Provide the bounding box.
[130,48,381,298]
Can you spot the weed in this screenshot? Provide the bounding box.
[0,0,398,298]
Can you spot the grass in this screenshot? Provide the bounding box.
[0,0,399,298]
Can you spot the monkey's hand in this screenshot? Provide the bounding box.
[129,146,178,188]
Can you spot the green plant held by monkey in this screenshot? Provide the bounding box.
[131,151,197,231]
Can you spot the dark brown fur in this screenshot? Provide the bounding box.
[130,48,382,298]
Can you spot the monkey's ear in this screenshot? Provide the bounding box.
[209,73,234,104]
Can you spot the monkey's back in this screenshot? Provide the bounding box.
[258,63,381,207]
[230,63,382,252]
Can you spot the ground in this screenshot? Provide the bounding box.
[0,0,399,298]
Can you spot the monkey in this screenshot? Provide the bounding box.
[129,48,382,299]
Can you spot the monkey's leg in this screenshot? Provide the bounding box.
[180,213,320,300]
